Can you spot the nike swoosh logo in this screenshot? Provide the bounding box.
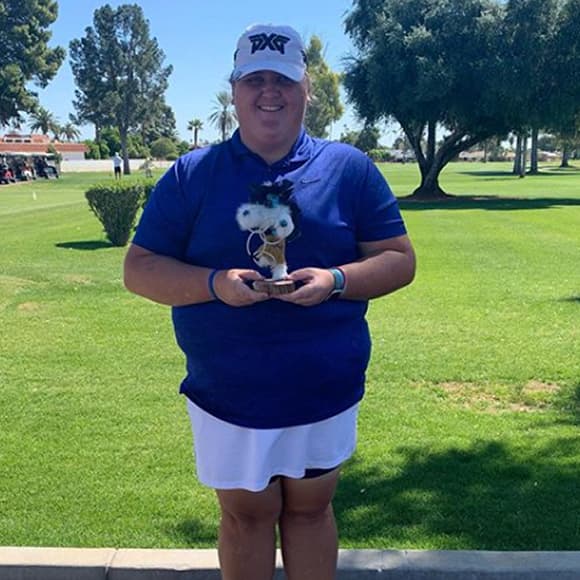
[300,177,321,184]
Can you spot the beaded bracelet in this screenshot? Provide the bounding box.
[207,269,221,301]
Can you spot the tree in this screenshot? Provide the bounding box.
[339,123,381,153]
[339,127,360,147]
[553,115,580,167]
[176,140,191,156]
[537,133,557,152]
[187,118,203,148]
[140,101,177,146]
[83,140,102,159]
[208,91,237,142]
[344,0,511,198]
[69,4,173,174]
[150,137,178,159]
[0,0,64,126]
[355,123,381,153]
[502,0,563,175]
[303,36,344,138]
[28,106,59,136]
[550,0,580,167]
[60,122,81,142]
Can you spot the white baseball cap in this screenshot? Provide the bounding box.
[230,24,307,82]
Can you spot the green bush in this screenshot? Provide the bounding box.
[368,148,394,162]
[85,181,154,246]
[150,137,178,160]
[141,179,157,208]
[84,140,101,160]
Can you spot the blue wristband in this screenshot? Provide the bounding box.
[208,269,221,301]
[328,267,346,297]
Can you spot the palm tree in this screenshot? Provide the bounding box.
[187,118,203,148]
[208,91,237,142]
[60,122,81,142]
[28,107,59,137]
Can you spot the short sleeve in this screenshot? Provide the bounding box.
[132,161,192,260]
[355,157,407,242]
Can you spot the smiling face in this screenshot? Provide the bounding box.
[232,70,309,165]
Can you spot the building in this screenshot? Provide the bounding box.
[0,133,87,161]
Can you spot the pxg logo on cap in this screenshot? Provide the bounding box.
[231,24,307,83]
[249,32,290,55]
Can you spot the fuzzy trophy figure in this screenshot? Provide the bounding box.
[236,179,300,295]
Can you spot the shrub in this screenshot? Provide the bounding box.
[85,181,153,246]
[141,179,157,208]
[368,148,393,162]
[98,140,110,159]
[150,137,178,160]
[84,140,101,160]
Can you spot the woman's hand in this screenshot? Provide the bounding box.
[212,269,270,307]
[273,268,335,306]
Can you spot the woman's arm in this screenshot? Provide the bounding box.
[341,234,416,300]
[123,244,268,307]
[275,234,416,306]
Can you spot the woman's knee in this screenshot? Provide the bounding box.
[280,470,341,525]
[217,483,283,531]
[281,501,334,526]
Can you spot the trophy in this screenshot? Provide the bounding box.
[236,179,300,296]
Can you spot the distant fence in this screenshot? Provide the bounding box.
[60,159,174,173]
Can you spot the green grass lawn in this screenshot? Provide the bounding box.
[0,162,579,550]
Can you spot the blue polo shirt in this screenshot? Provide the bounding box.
[133,128,407,428]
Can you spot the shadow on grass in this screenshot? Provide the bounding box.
[399,196,580,212]
[457,167,580,178]
[561,295,580,303]
[335,439,580,549]
[56,240,113,250]
[555,383,580,427]
[167,517,218,547]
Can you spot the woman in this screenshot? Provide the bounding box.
[124,23,415,580]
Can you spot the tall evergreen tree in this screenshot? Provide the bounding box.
[303,36,344,138]
[140,102,177,146]
[69,4,172,174]
[0,0,64,126]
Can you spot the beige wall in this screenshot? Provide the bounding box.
[60,159,173,173]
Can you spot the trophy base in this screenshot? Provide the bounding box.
[253,279,296,296]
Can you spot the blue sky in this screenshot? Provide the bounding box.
[30,0,398,144]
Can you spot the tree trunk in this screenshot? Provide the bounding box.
[411,161,448,199]
[412,177,446,198]
[427,120,436,165]
[519,135,528,178]
[529,127,539,174]
[561,145,570,167]
[120,128,131,175]
[401,121,484,199]
[513,135,522,174]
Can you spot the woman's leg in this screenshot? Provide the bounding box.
[278,468,341,580]
[215,480,282,580]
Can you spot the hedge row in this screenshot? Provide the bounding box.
[85,180,156,247]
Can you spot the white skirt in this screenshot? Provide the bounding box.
[186,398,359,492]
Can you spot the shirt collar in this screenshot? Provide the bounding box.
[230,127,313,166]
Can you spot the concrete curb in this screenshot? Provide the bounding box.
[1,547,580,579]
